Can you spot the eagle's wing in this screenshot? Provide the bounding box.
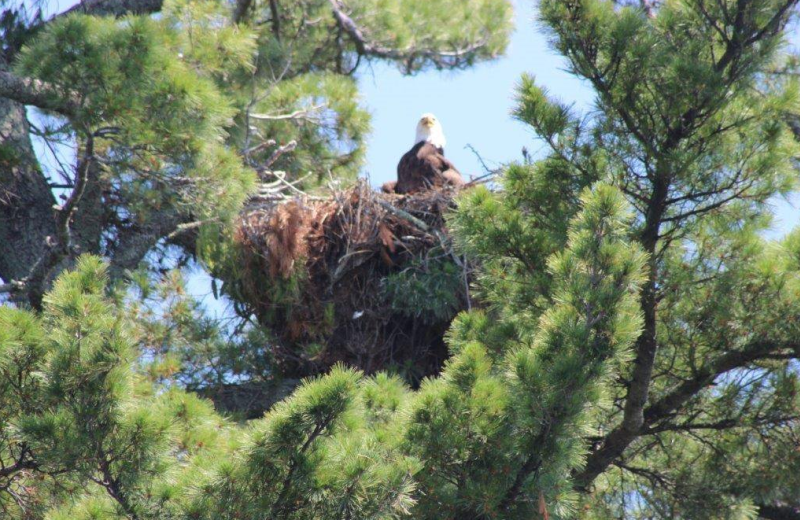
[396,142,464,194]
[438,154,465,187]
[442,168,465,187]
[396,142,431,194]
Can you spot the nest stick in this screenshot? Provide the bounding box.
[375,200,432,233]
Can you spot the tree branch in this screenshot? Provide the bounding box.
[53,0,164,20]
[0,71,78,117]
[0,445,37,489]
[249,105,326,122]
[0,454,36,480]
[327,0,491,72]
[574,339,800,489]
[642,340,799,425]
[256,140,298,177]
[270,414,335,519]
[642,414,800,434]
[96,454,139,520]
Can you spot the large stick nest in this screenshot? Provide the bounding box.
[228,180,472,381]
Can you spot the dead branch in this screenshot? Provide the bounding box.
[258,141,298,175]
[249,104,327,121]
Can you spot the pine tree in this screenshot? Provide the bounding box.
[450,0,800,515]
[1,257,229,518]
[0,0,513,413]
[0,0,513,308]
[1,184,647,519]
[2,0,800,519]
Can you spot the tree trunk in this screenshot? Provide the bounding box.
[0,79,56,297]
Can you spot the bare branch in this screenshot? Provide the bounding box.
[244,139,277,157]
[256,170,324,201]
[257,140,298,175]
[165,219,216,241]
[464,143,502,176]
[249,105,326,122]
[375,199,434,235]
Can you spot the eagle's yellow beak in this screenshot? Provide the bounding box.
[421,117,435,128]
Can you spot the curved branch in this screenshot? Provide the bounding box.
[574,339,800,489]
[327,0,491,73]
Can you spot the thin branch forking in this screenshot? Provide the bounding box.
[327,0,492,72]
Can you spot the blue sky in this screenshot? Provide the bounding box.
[356,1,800,236]
[357,1,593,186]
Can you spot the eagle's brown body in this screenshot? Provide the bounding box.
[393,141,465,194]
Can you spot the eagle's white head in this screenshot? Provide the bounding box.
[415,113,446,149]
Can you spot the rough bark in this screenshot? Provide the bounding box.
[105,209,185,282]
[0,68,57,298]
[0,71,78,117]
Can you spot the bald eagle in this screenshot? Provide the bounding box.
[382,114,465,194]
